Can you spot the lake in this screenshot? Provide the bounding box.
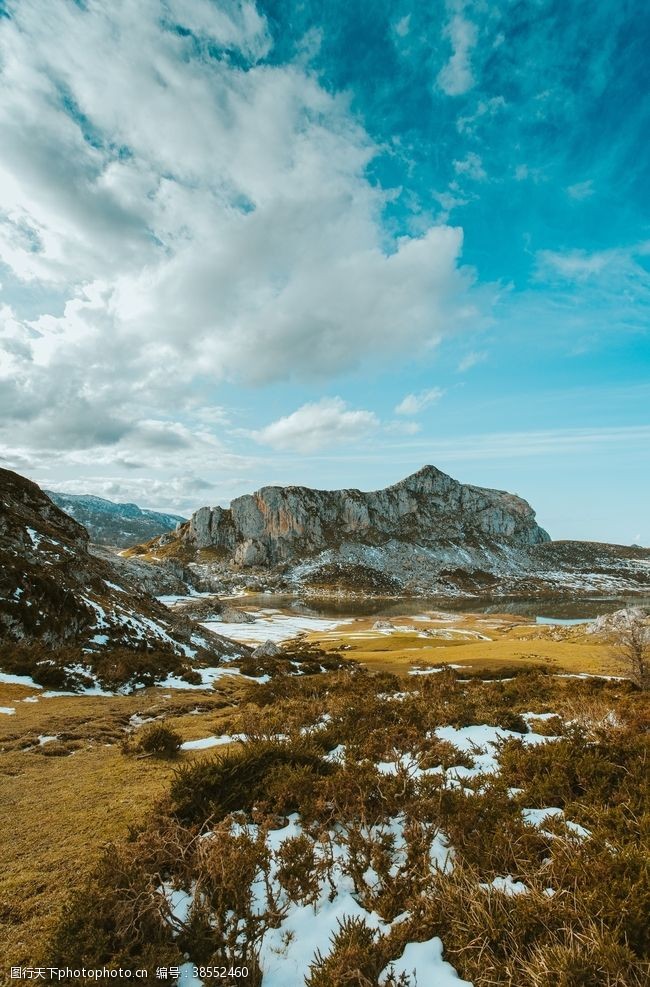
[230,592,650,623]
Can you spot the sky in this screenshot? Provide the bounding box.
[0,0,648,544]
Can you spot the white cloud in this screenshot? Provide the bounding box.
[535,245,650,283]
[0,0,478,470]
[453,152,486,181]
[252,398,379,452]
[437,14,477,96]
[394,388,444,416]
[394,15,411,38]
[457,350,486,372]
[386,425,650,461]
[456,96,506,135]
[385,420,422,436]
[567,180,594,200]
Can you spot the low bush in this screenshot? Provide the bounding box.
[169,739,333,824]
[306,916,386,987]
[136,723,182,758]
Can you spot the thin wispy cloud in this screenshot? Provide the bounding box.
[457,351,486,372]
[437,13,478,96]
[394,389,445,416]
[389,426,650,461]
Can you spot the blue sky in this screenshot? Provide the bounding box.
[0,0,648,543]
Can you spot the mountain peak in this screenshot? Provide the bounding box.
[135,466,550,582]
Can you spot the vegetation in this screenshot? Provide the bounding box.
[38,665,648,985]
[0,640,196,691]
[135,723,183,758]
[609,614,650,690]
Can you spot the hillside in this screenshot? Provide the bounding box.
[46,490,185,548]
[127,466,650,597]
[0,468,245,691]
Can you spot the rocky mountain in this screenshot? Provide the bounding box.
[46,490,185,548]
[181,464,550,562]
[0,468,245,690]
[129,465,650,598]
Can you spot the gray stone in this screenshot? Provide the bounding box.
[251,640,281,658]
[177,465,550,567]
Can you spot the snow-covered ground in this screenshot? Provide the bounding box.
[162,710,591,987]
[170,812,472,987]
[180,733,246,751]
[201,610,353,645]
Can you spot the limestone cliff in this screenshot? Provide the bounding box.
[175,465,550,566]
[125,467,650,597]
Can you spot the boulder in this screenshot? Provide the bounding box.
[251,640,281,658]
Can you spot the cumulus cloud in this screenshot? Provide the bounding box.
[437,14,478,96]
[394,388,444,416]
[0,0,478,476]
[252,398,379,452]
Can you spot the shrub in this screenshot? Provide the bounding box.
[169,739,332,824]
[137,723,182,758]
[609,615,650,690]
[306,916,385,987]
[48,843,178,973]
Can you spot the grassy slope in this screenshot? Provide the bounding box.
[0,684,244,967]
[0,611,630,971]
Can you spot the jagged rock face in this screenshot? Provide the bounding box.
[178,466,550,567]
[0,468,237,660]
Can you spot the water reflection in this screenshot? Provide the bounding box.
[236,593,650,622]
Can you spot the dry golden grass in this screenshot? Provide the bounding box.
[0,681,243,967]
[304,612,620,677]
[0,742,175,966]
[0,607,634,973]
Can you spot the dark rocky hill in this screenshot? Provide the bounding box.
[0,468,244,690]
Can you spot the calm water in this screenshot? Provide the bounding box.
[237,592,650,623]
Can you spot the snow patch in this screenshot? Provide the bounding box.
[0,672,43,689]
[180,734,245,751]
[380,937,473,986]
[26,526,42,548]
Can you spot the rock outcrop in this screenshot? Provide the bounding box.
[130,466,650,598]
[172,465,550,566]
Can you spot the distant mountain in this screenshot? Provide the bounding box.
[0,469,244,690]
[128,465,650,598]
[46,490,186,548]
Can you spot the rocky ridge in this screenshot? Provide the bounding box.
[0,468,245,685]
[178,464,550,564]
[133,466,650,598]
